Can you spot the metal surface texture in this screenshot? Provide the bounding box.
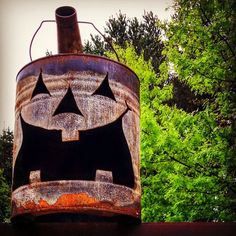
[56,6,83,53]
[12,53,140,222]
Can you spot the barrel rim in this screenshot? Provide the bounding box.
[16,53,139,83]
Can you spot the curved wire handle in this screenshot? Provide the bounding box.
[29,20,119,62]
[29,20,55,61]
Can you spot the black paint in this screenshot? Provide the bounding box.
[13,108,134,190]
[93,73,116,101]
[53,86,83,116]
[31,70,51,99]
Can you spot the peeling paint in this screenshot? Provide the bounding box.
[12,180,140,220]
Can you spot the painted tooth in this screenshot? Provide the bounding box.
[61,129,79,142]
[95,170,113,183]
[29,170,41,183]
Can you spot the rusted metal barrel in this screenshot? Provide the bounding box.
[11,6,140,223]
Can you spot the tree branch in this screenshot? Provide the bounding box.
[199,3,235,57]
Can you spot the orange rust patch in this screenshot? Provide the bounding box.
[55,193,99,206]
[17,192,99,211]
[12,192,140,219]
[38,199,50,208]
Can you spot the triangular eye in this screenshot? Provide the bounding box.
[92,73,116,101]
[31,69,51,99]
[53,86,84,116]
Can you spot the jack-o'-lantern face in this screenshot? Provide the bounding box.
[13,57,140,195]
[25,70,127,141]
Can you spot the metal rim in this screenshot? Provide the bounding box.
[17,53,139,83]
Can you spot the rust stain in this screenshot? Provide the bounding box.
[13,193,98,214]
[12,192,140,219]
[38,199,50,208]
[55,193,99,206]
[25,193,99,210]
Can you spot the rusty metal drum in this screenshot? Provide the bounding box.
[11,54,140,222]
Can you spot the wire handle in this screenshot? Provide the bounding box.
[29,20,120,62]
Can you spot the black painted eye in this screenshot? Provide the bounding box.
[53,86,84,116]
[31,69,51,99]
[92,73,116,101]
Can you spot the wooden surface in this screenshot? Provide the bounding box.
[0,222,235,236]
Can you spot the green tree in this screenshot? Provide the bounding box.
[83,11,164,75]
[0,128,13,222]
[0,129,13,185]
[84,10,213,115]
[0,169,10,222]
[105,0,235,221]
[141,0,236,221]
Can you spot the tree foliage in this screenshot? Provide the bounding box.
[0,129,13,222]
[83,11,164,75]
[107,43,235,221]
[106,0,236,222]
[143,0,236,221]
[0,129,13,185]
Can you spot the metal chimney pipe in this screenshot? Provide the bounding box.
[55,6,83,53]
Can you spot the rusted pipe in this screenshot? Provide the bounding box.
[55,6,83,53]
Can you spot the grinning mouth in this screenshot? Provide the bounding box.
[12,107,135,191]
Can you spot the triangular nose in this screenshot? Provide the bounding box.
[53,86,83,116]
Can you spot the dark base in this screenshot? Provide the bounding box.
[11,213,141,224]
[1,222,236,236]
